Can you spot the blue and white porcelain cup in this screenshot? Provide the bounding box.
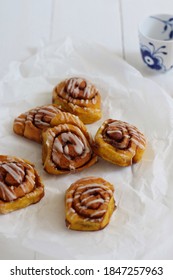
[138,14,173,72]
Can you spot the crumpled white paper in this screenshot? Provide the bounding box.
[0,38,173,260]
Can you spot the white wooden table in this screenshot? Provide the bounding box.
[0,0,173,260]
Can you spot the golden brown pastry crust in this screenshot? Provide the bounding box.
[42,112,98,175]
[65,177,116,231]
[13,104,61,143]
[52,77,102,124]
[94,119,146,166]
[0,155,44,214]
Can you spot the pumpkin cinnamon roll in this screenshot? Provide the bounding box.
[65,177,116,231]
[42,115,97,174]
[52,77,102,124]
[94,119,146,166]
[0,155,44,214]
[13,104,61,143]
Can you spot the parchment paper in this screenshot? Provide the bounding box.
[0,38,173,259]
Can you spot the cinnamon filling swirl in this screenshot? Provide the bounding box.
[13,104,61,143]
[0,160,36,202]
[71,183,113,220]
[50,125,93,171]
[56,77,98,105]
[65,177,115,230]
[24,105,61,129]
[103,120,146,150]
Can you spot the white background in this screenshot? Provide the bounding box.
[0,0,173,260]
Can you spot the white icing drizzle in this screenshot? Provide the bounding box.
[90,209,106,218]
[34,106,59,127]
[2,163,24,184]
[79,187,103,196]
[74,194,80,199]
[0,161,36,202]
[68,189,75,194]
[0,181,17,201]
[107,120,146,150]
[26,171,35,185]
[80,194,94,203]
[15,105,60,129]
[52,125,91,169]
[85,198,105,207]
[67,181,113,221]
[107,129,122,135]
[77,183,112,195]
[53,137,63,153]
[67,207,76,215]
[83,85,91,98]
[39,106,59,116]
[66,198,73,203]
[61,132,84,155]
[15,117,25,122]
[34,117,50,127]
[67,207,77,220]
[20,183,28,194]
[76,203,87,209]
[69,164,75,170]
[65,78,94,99]
[64,145,69,154]
[83,217,103,223]
[70,213,77,220]
[91,96,97,104]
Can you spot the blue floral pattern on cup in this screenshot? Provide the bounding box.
[140,42,169,71]
[151,16,173,40]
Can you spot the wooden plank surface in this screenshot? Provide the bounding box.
[0,0,53,76]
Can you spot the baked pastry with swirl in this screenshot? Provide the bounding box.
[42,114,97,174]
[65,177,116,231]
[94,119,146,166]
[0,155,44,214]
[52,77,102,124]
[13,104,61,143]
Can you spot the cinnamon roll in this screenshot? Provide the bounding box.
[52,77,102,124]
[94,119,146,166]
[42,115,97,174]
[65,177,116,231]
[13,104,61,143]
[0,155,44,214]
